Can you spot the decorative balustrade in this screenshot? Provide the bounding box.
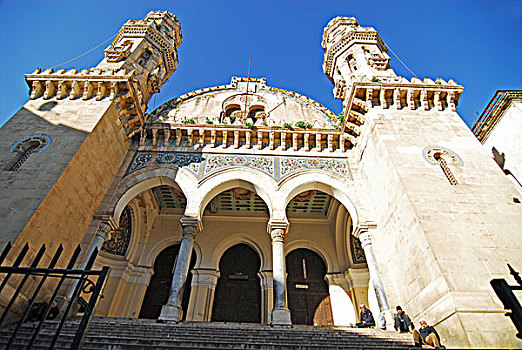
[139,123,355,153]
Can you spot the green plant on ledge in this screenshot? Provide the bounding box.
[205,118,213,124]
[245,122,254,129]
[262,121,268,126]
[182,118,195,124]
[371,77,381,82]
[294,121,313,129]
[335,111,344,128]
[283,122,292,129]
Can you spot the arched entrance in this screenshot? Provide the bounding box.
[139,244,196,320]
[211,244,261,323]
[286,248,332,325]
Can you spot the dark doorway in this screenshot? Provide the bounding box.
[212,244,261,323]
[286,248,331,325]
[139,244,196,320]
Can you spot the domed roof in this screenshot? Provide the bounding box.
[150,77,338,129]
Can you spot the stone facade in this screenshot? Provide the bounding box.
[0,11,521,349]
[473,90,522,194]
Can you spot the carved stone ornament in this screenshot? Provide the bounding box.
[270,229,286,243]
[96,222,113,241]
[101,207,132,256]
[182,224,198,240]
[231,188,253,200]
[349,234,366,264]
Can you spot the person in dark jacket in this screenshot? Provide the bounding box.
[413,319,444,348]
[394,305,413,332]
[355,304,375,328]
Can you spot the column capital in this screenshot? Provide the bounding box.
[94,219,117,242]
[352,221,377,238]
[353,222,377,249]
[180,216,202,239]
[190,268,220,288]
[270,229,286,243]
[93,214,118,229]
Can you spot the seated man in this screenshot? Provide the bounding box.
[394,305,413,332]
[413,319,445,348]
[355,304,375,328]
[46,301,60,320]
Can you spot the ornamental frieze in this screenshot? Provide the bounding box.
[125,151,351,182]
[125,152,203,176]
[203,155,275,178]
[279,157,350,179]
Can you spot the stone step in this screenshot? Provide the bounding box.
[0,317,416,349]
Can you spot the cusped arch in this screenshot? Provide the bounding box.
[189,167,277,219]
[107,166,198,223]
[210,236,267,272]
[276,172,363,228]
[285,240,335,274]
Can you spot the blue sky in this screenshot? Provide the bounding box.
[0,0,520,128]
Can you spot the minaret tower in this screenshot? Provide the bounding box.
[322,17,522,348]
[0,11,181,263]
[322,17,396,95]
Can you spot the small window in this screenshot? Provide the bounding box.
[347,54,357,72]
[6,135,50,171]
[433,153,458,185]
[8,142,40,171]
[248,107,265,119]
[138,49,152,67]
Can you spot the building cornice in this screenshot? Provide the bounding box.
[472,90,522,143]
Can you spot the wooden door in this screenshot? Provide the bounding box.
[139,245,196,320]
[211,244,261,323]
[286,248,332,325]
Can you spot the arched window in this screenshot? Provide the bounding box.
[347,54,357,72]
[6,135,50,172]
[423,146,463,186]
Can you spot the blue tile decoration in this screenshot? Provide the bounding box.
[125,151,351,183]
[350,234,366,264]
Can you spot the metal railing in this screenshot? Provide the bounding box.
[490,264,522,340]
[0,242,110,349]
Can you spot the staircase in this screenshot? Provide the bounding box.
[0,317,416,349]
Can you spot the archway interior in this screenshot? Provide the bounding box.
[212,243,261,323]
[204,187,269,216]
[286,248,331,325]
[286,190,332,218]
[139,244,196,320]
[152,185,187,213]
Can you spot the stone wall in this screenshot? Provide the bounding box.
[358,108,522,347]
[0,97,129,268]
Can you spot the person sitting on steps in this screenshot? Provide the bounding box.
[413,319,445,348]
[355,304,375,328]
[394,305,413,332]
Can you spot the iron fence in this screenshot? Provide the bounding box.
[0,242,110,349]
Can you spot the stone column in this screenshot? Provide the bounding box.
[81,221,113,267]
[159,217,200,322]
[354,224,393,329]
[269,221,292,325]
[258,271,273,324]
[186,268,220,322]
[65,219,114,304]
